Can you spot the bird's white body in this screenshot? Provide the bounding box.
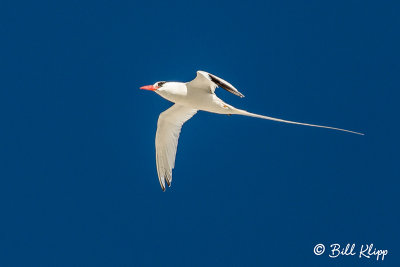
[156,81,235,114]
[141,71,363,191]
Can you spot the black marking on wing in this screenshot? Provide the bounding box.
[208,73,244,98]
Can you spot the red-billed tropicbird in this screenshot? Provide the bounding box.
[140,71,363,191]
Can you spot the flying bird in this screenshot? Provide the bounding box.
[140,71,363,191]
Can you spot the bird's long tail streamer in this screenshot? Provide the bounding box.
[233,109,364,135]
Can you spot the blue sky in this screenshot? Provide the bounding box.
[0,0,399,266]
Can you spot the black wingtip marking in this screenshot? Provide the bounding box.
[160,178,166,192]
[208,73,244,98]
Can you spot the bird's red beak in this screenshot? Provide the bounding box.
[140,85,157,91]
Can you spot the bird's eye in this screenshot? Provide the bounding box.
[158,81,166,87]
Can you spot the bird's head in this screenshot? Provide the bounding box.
[140,81,167,91]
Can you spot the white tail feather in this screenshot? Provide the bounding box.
[233,109,364,135]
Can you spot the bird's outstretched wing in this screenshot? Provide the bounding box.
[187,70,245,98]
[156,104,197,191]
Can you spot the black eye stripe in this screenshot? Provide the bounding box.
[158,81,166,87]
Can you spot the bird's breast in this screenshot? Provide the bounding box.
[157,85,231,114]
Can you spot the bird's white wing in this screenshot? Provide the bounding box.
[156,104,197,191]
[187,70,245,98]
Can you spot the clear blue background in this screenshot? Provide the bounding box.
[0,0,398,266]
